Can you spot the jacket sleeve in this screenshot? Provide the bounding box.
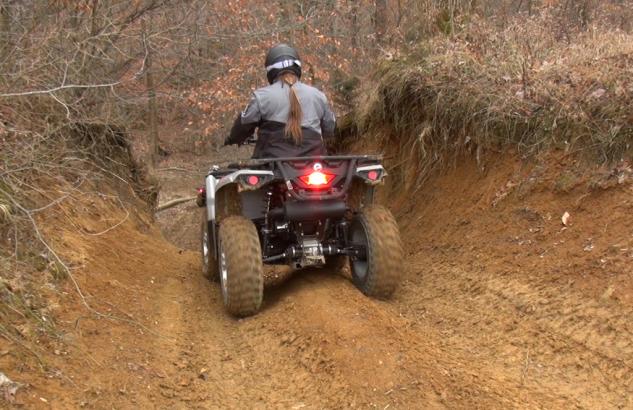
[225,94,261,145]
[320,93,336,139]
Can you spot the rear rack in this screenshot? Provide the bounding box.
[231,154,382,168]
[207,155,383,201]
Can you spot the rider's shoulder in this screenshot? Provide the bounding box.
[252,82,280,99]
[253,81,326,101]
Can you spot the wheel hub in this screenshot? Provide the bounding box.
[219,243,229,305]
[350,221,369,279]
[202,230,209,271]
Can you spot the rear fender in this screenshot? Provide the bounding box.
[205,170,274,222]
[205,179,241,223]
[347,179,375,212]
[216,184,242,221]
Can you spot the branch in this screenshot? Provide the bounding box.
[156,196,196,212]
[0,81,122,98]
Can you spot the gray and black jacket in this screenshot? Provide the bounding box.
[227,80,336,158]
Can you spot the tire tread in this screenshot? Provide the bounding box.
[218,216,264,317]
[352,206,403,298]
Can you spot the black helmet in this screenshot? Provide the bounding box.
[265,43,302,84]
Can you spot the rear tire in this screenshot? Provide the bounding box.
[200,210,219,282]
[217,216,264,317]
[349,206,403,298]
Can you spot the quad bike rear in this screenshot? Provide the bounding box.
[197,154,403,317]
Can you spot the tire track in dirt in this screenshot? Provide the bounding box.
[287,271,548,409]
[148,254,536,408]
[148,262,363,408]
[179,265,557,409]
[153,172,569,407]
[398,257,633,409]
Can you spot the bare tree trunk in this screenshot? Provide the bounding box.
[350,0,359,49]
[374,0,387,46]
[0,0,10,60]
[279,0,294,43]
[279,0,290,24]
[326,0,337,54]
[448,0,455,37]
[142,18,160,168]
[516,0,524,13]
[579,0,595,30]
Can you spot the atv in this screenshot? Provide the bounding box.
[197,153,403,317]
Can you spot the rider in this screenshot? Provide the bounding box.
[225,44,336,158]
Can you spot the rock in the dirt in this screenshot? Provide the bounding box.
[601,285,615,301]
[589,88,606,99]
[561,211,571,226]
[0,372,22,403]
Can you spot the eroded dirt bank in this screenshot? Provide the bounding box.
[4,149,633,409]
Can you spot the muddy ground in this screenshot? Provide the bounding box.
[4,144,633,409]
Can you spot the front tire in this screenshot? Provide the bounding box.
[217,216,264,317]
[349,206,403,298]
[201,210,219,282]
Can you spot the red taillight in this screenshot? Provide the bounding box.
[196,187,206,207]
[247,175,259,186]
[299,171,335,187]
[367,170,379,181]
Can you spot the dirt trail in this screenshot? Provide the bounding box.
[6,148,633,409]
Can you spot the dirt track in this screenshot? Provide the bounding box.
[145,257,633,409]
[7,148,633,409]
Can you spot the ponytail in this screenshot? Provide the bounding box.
[280,72,303,144]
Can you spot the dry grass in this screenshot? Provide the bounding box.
[0,124,157,363]
[351,11,633,190]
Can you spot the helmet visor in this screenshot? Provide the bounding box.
[265,59,302,73]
